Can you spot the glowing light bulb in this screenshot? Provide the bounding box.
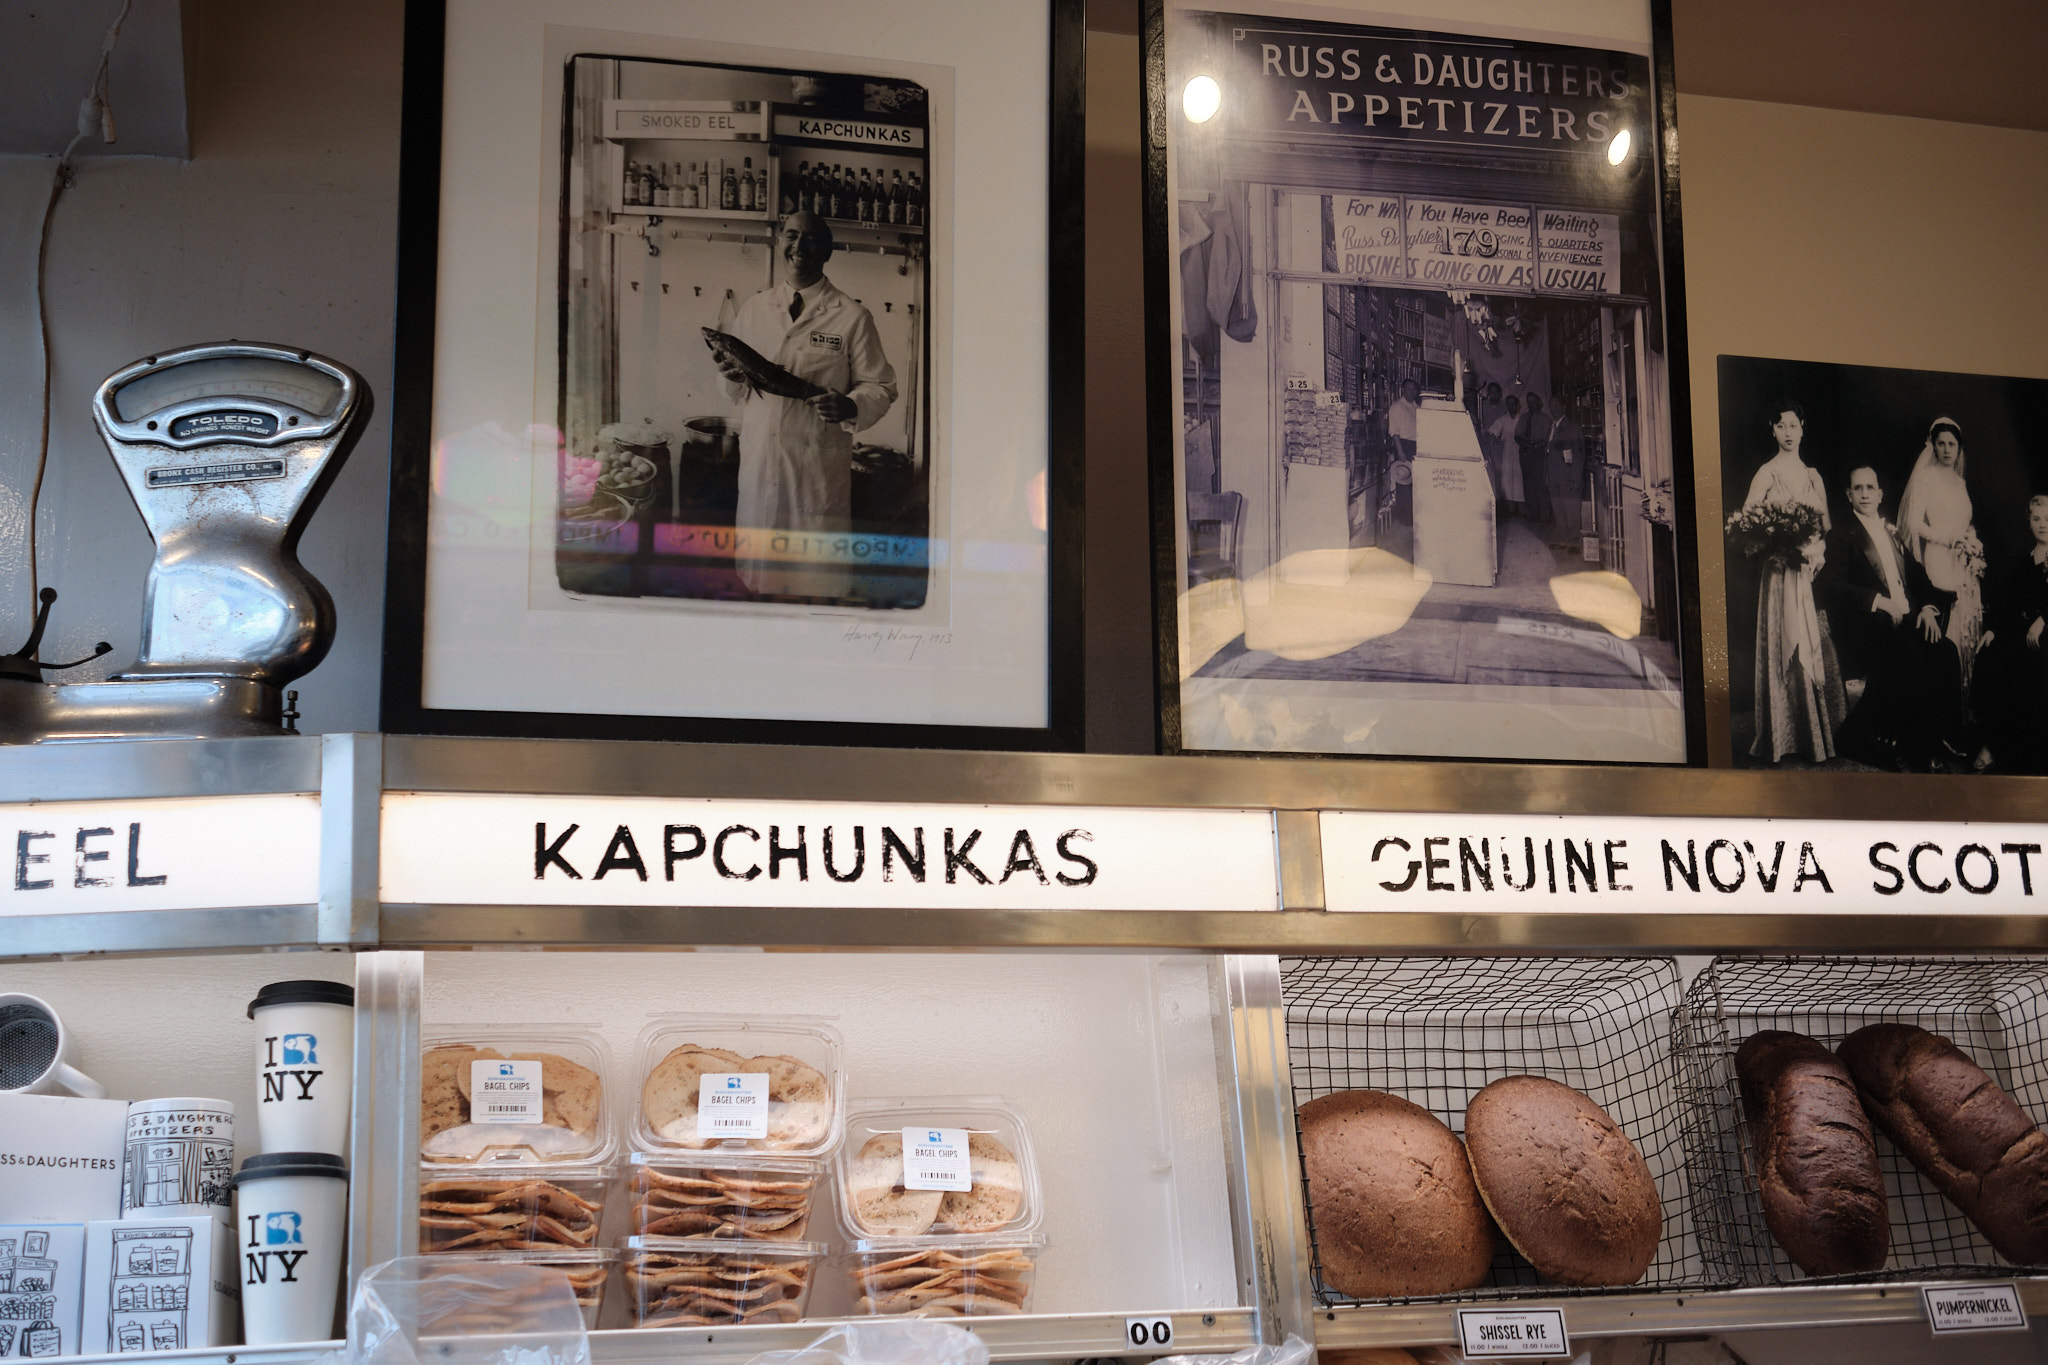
[1183,75,1221,124]
[1607,127,1632,166]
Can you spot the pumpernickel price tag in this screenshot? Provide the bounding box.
[471,1058,544,1125]
[1923,1282,2026,1334]
[901,1127,972,1191]
[698,1072,768,1139]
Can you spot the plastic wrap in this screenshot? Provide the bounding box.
[333,1258,590,1365]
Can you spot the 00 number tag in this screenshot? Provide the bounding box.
[1125,1318,1174,1350]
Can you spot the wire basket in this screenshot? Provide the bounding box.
[1280,956,1721,1304]
[1674,955,2048,1285]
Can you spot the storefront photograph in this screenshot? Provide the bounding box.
[1155,7,1693,764]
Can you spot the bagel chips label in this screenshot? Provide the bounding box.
[698,1073,769,1139]
[901,1128,972,1191]
[471,1058,544,1125]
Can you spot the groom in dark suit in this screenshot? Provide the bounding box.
[1819,465,1962,770]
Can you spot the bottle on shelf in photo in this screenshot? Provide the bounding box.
[697,161,709,207]
[721,160,738,212]
[858,168,875,223]
[888,169,905,225]
[741,157,756,213]
[623,161,640,206]
[660,163,675,208]
[827,165,845,220]
[683,162,700,210]
[785,162,805,216]
[907,171,924,228]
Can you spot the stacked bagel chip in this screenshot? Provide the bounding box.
[848,1243,1037,1316]
[627,1156,819,1241]
[835,1100,1047,1318]
[418,1172,605,1253]
[621,1238,819,1327]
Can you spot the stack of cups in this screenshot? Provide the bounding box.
[233,981,354,1346]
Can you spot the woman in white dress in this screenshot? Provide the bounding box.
[1741,401,1846,762]
[1896,417,1987,691]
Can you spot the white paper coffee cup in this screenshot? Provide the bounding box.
[123,1097,236,1221]
[233,1152,348,1345]
[249,981,354,1157]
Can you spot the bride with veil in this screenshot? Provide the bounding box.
[1896,417,1987,685]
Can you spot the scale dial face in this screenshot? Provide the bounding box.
[111,355,344,422]
[95,343,359,449]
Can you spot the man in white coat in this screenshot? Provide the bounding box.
[713,210,898,600]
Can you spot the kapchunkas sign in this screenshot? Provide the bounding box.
[1323,811,2048,913]
[1,795,320,915]
[380,794,1278,911]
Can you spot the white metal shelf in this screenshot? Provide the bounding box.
[11,733,2048,959]
[1312,1279,2048,1347]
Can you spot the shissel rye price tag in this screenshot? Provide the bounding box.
[901,1127,972,1191]
[1455,1308,1570,1359]
[471,1058,543,1125]
[1922,1282,2027,1334]
[697,1072,769,1140]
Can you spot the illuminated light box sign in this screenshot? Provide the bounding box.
[1323,811,2048,913]
[380,794,1279,911]
[0,795,320,916]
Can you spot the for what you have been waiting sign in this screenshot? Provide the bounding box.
[1323,812,2048,913]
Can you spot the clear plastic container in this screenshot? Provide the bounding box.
[621,1235,823,1327]
[630,1015,845,1157]
[421,1026,616,1167]
[844,1235,1045,1317]
[417,1166,610,1254]
[421,1248,618,1328]
[835,1097,1041,1240]
[626,1152,823,1241]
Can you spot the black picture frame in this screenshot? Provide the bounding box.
[1141,0,1705,765]
[383,0,1086,750]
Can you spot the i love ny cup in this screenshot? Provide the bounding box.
[233,1152,348,1345]
[249,981,354,1157]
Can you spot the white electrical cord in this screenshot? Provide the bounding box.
[26,0,132,612]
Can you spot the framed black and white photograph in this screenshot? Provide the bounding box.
[383,0,1083,747]
[1719,354,2048,774]
[1144,0,1703,763]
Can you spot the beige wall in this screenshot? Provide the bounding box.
[1677,94,2048,761]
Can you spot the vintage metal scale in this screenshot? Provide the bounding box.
[0,341,367,742]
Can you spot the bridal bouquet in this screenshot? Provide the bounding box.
[1957,531,1987,581]
[1725,502,1824,571]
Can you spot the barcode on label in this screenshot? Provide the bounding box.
[484,1104,523,1115]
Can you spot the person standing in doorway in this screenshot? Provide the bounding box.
[1515,393,1553,526]
[1490,394,1525,518]
[711,210,898,600]
[1545,399,1587,541]
[1387,377,1420,463]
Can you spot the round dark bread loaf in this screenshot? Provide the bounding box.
[1464,1075,1661,1286]
[1735,1030,1889,1275]
[1840,1022,2048,1265]
[1298,1089,1495,1299]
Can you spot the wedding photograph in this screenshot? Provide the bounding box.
[1720,354,2048,772]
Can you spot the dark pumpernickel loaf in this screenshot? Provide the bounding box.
[1298,1090,1496,1299]
[1463,1075,1662,1287]
[1735,1030,1889,1275]
[1839,1022,2048,1265]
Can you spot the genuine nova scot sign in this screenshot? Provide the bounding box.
[1324,812,2048,913]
